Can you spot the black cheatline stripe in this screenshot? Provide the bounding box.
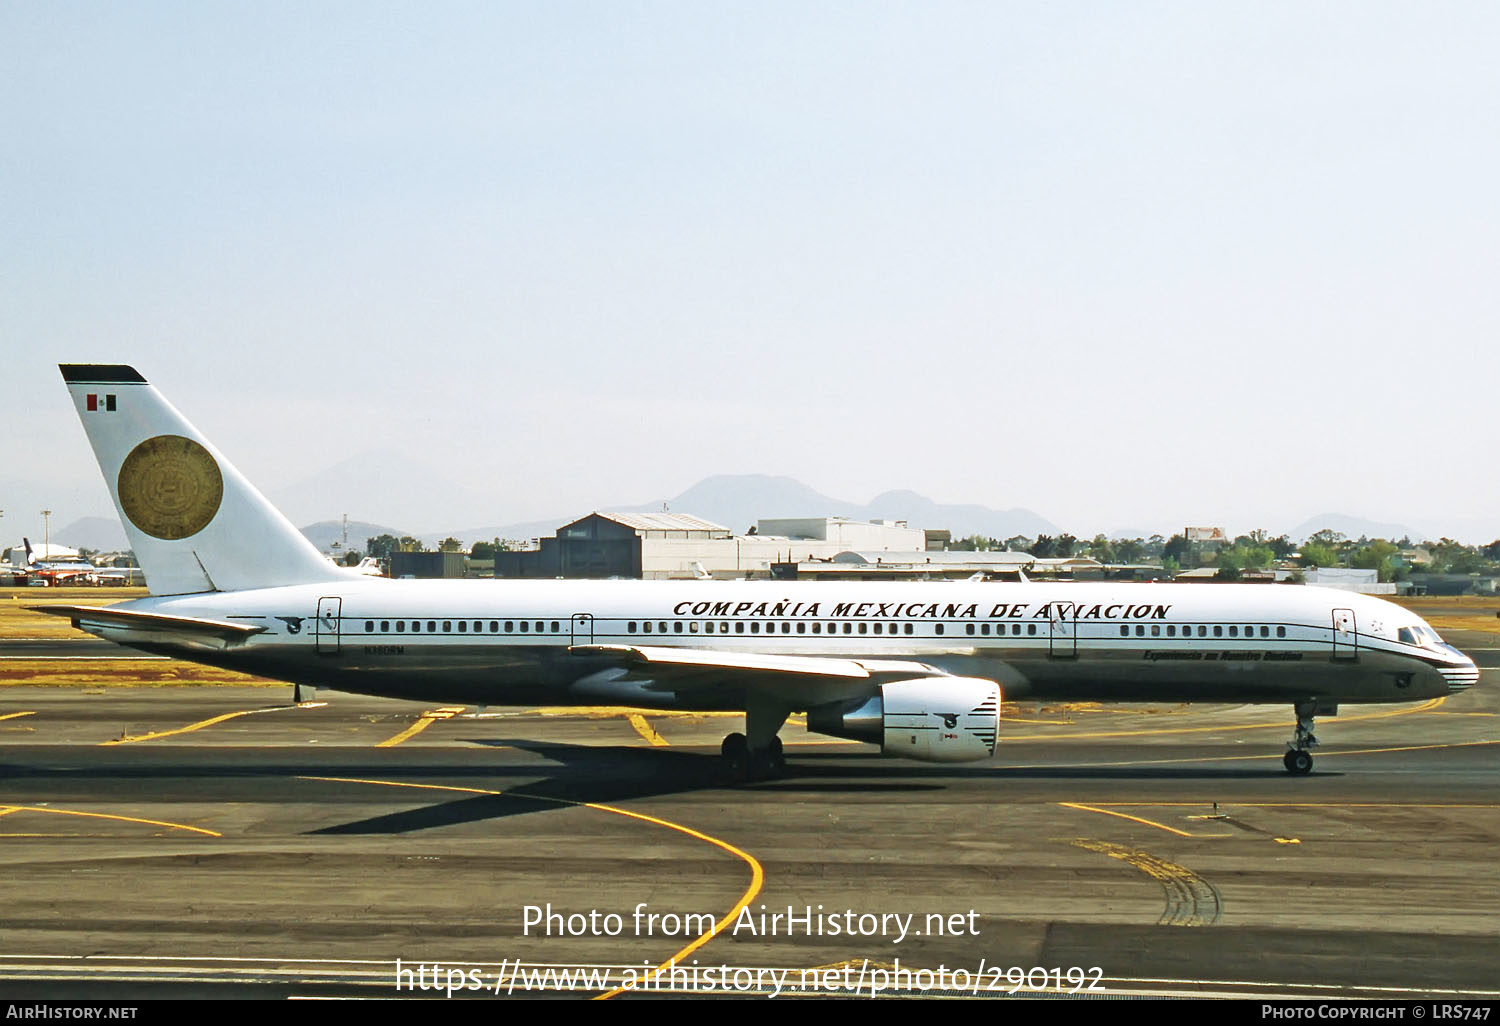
[59,364,147,384]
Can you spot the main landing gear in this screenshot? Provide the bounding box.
[721,732,784,782]
[1283,700,1319,776]
[721,703,790,783]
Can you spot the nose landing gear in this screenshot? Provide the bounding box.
[1283,700,1320,775]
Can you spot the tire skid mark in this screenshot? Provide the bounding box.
[1070,838,1221,926]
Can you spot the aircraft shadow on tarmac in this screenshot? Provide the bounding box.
[0,737,1333,839]
[305,738,1321,836]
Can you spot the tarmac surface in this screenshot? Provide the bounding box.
[0,628,1497,1000]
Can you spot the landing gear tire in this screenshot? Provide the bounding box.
[721,732,785,783]
[1283,749,1313,775]
[722,732,750,782]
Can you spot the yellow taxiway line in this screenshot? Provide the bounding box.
[1056,802,1215,838]
[626,713,668,746]
[0,711,36,722]
[0,804,220,837]
[299,774,762,1000]
[99,701,313,745]
[375,706,465,748]
[101,710,257,746]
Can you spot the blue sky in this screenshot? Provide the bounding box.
[4,3,1498,541]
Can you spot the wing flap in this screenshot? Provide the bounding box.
[569,645,949,705]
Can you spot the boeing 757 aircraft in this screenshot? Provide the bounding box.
[37,365,1479,778]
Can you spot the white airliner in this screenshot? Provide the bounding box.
[38,365,1479,777]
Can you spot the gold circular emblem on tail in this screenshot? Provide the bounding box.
[117,435,224,540]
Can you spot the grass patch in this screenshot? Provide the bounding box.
[0,587,150,639]
[0,659,279,687]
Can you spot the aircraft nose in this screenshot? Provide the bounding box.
[1438,653,1480,693]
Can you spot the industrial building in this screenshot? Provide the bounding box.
[494,513,930,579]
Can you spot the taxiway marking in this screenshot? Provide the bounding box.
[297,774,763,1001]
[1057,802,1228,838]
[375,706,465,748]
[627,713,668,746]
[0,804,220,837]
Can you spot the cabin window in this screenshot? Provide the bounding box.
[1152,625,1160,637]
[1213,625,1223,637]
[858,623,867,635]
[458,621,467,633]
[981,624,990,635]
[965,624,975,636]
[1135,625,1145,636]
[1167,625,1176,637]
[812,623,821,634]
[735,622,744,634]
[673,622,683,633]
[874,623,883,635]
[750,622,760,634]
[782,622,791,634]
[396,621,405,633]
[1199,626,1207,637]
[380,620,389,632]
[720,622,729,633]
[797,623,805,634]
[1260,626,1269,638]
[906,624,915,635]
[1228,626,1238,638]
[1120,626,1129,637]
[1027,624,1036,635]
[935,624,945,636]
[642,621,652,633]
[537,621,546,632]
[411,621,422,633]
[1013,624,1021,636]
[554,622,562,633]
[520,621,529,633]
[504,621,513,632]
[842,623,852,635]
[489,621,498,632]
[365,621,374,632]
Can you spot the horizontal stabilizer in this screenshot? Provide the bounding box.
[30,604,266,645]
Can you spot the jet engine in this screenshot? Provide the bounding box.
[806,677,1000,762]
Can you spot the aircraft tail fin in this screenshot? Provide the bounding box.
[59,364,346,596]
[23,538,34,564]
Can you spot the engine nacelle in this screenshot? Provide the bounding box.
[807,677,1000,763]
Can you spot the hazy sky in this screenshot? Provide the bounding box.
[5,3,1498,543]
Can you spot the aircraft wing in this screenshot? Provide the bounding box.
[31,605,266,647]
[571,644,952,705]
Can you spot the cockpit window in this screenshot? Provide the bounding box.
[1400,625,1447,648]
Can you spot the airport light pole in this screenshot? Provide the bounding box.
[41,510,51,558]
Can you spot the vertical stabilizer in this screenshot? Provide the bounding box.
[59,364,345,595]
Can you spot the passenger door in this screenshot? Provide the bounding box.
[316,596,342,656]
[1332,608,1357,661]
